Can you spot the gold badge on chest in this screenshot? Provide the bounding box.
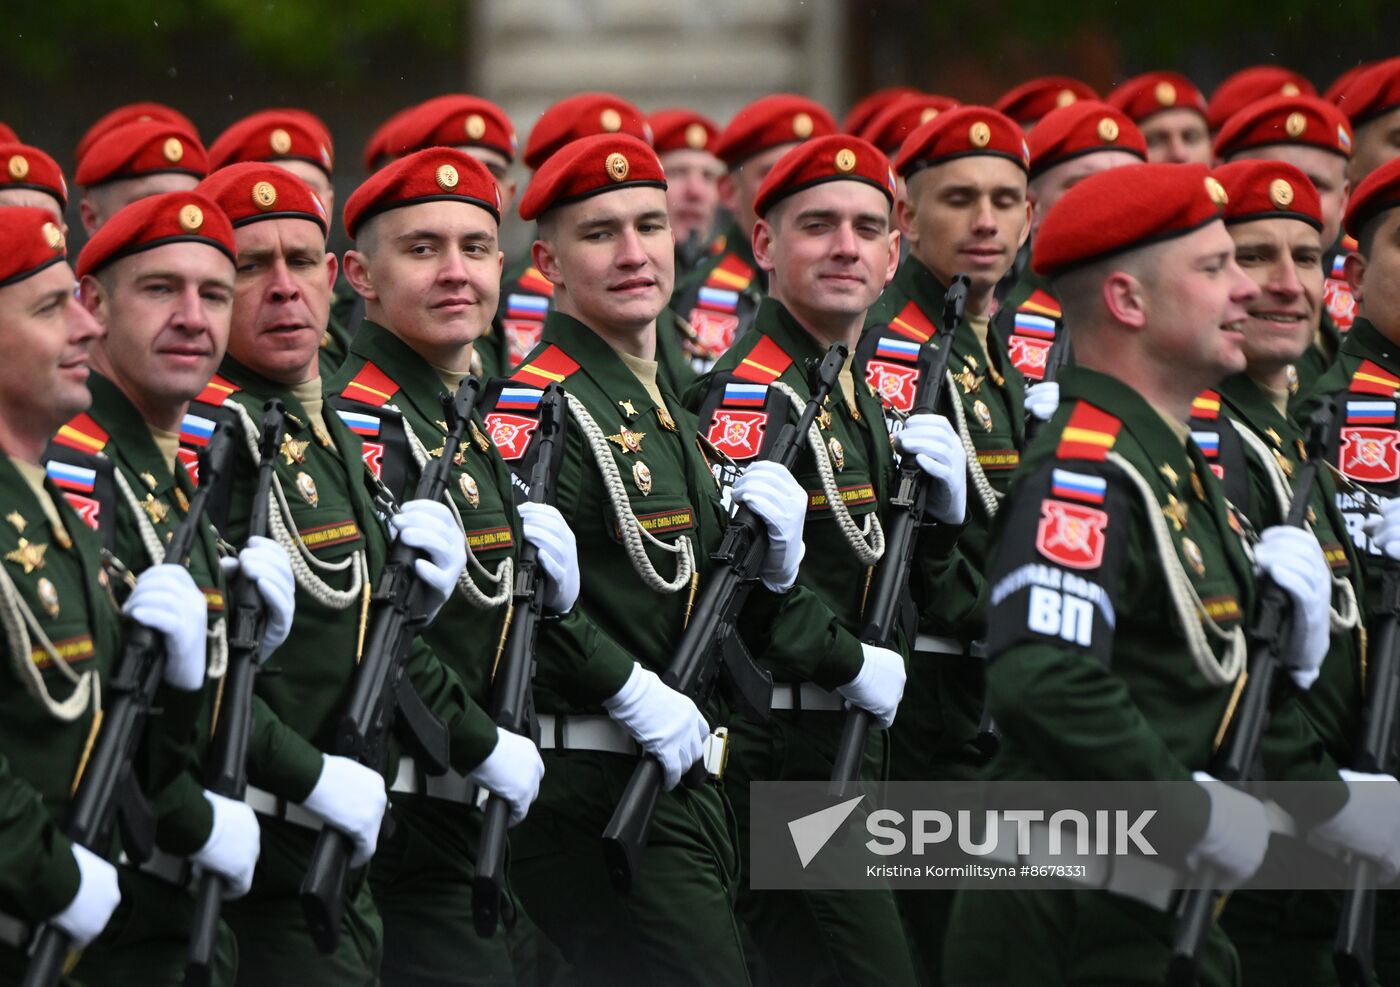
[141,493,170,526]
[471,423,491,452]
[1162,493,1188,532]
[973,399,993,432]
[1181,537,1206,577]
[5,511,25,533]
[460,472,480,508]
[955,366,984,395]
[4,537,47,573]
[606,429,646,454]
[632,460,653,495]
[280,433,310,465]
[618,399,638,419]
[36,577,59,618]
[296,471,319,507]
[658,408,678,432]
[828,436,846,471]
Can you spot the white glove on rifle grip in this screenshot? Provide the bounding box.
[1024,382,1060,423]
[300,754,388,868]
[836,643,907,729]
[51,843,120,948]
[1253,526,1331,690]
[218,535,296,663]
[124,563,208,691]
[1363,497,1400,560]
[192,790,262,898]
[1311,770,1400,880]
[1186,771,1270,890]
[894,414,967,525]
[730,461,808,593]
[468,729,546,827]
[389,499,467,622]
[604,663,709,790]
[518,502,580,614]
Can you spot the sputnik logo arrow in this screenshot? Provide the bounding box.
[787,795,864,868]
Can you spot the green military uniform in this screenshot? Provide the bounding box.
[184,358,498,987]
[685,298,948,986]
[1290,310,1344,410]
[997,268,1070,386]
[670,217,766,375]
[327,320,559,986]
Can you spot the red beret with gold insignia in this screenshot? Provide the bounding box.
[1214,95,1353,161]
[0,123,17,144]
[209,110,335,176]
[1213,160,1322,229]
[76,191,235,278]
[75,102,199,165]
[842,86,922,136]
[1333,57,1400,127]
[518,133,666,221]
[648,109,721,155]
[894,105,1029,177]
[994,76,1097,127]
[1206,66,1317,132]
[376,95,517,165]
[0,143,68,210]
[343,147,501,238]
[860,94,960,155]
[753,135,897,217]
[198,162,328,235]
[75,120,208,188]
[1343,156,1400,239]
[523,93,651,171]
[1032,163,1227,277]
[0,207,69,289]
[1107,71,1208,124]
[713,95,837,168]
[1029,101,1146,178]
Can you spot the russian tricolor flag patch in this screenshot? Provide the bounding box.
[495,387,544,412]
[47,461,97,493]
[1348,400,1397,425]
[179,414,217,448]
[723,382,768,407]
[1049,468,1107,505]
[874,336,921,362]
[336,410,382,437]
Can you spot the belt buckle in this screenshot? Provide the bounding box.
[702,727,730,780]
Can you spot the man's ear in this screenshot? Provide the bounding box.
[79,198,100,237]
[894,188,917,243]
[324,252,340,293]
[718,171,740,216]
[532,238,563,286]
[883,228,901,287]
[1017,199,1034,250]
[751,218,778,273]
[1345,250,1367,305]
[78,274,107,322]
[1102,270,1149,330]
[341,250,373,301]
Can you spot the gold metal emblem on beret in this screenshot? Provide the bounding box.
[632,460,652,495]
[7,155,28,180]
[793,112,815,139]
[1282,82,1301,97]
[436,163,460,190]
[252,180,278,210]
[685,122,708,149]
[920,107,940,125]
[601,108,623,133]
[1056,89,1078,108]
[1204,176,1228,207]
[41,222,64,252]
[465,114,487,140]
[606,152,630,182]
[1269,178,1294,208]
[1285,112,1307,138]
[270,128,293,154]
[835,148,858,173]
[178,203,204,232]
[163,137,185,163]
[1097,117,1120,142]
[1155,81,1177,106]
[968,122,992,148]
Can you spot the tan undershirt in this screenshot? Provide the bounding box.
[1150,403,1191,445]
[1257,379,1290,418]
[617,350,668,411]
[967,313,992,366]
[435,366,469,393]
[838,350,857,411]
[291,377,329,434]
[11,457,66,534]
[148,424,181,475]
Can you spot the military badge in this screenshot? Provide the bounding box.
[37,577,59,618]
[1181,537,1206,577]
[484,413,539,462]
[706,410,767,461]
[632,461,653,495]
[973,399,993,432]
[280,433,309,465]
[606,429,646,454]
[1341,427,1400,483]
[460,473,480,508]
[141,494,170,526]
[828,437,846,471]
[863,360,919,414]
[296,471,319,507]
[1035,499,1108,570]
[4,538,46,573]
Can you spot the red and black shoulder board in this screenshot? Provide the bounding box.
[40,442,120,554]
[1006,289,1062,381]
[1055,403,1122,462]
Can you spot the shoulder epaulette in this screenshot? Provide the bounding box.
[339,360,401,407]
[732,335,796,385]
[887,299,936,343]
[1190,390,1222,421]
[1056,403,1122,461]
[1348,359,1400,397]
[510,344,581,389]
[705,253,755,293]
[53,413,109,455]
[195,373,240,406]
[517,266,556,299]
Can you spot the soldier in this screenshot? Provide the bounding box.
[1107,70,1212,165]
[1333,58,1400,186]
[671,94,837,373]
[842,85,922,136]
[76,119,208,235]
[187,161,541,985]
[329,148,572,986]
[0,208,211,979]
[992,75,1097,131]
[686,133,968,986]
[1206,64,1317,134]
[506,132,812,985]
[64,191,294,985]
[0,142,68,225]
[646,108,724,281]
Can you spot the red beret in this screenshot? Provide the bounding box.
[523,93,650,171]
[753,135,897,217]
[894,105,1029,177]
[713,95,837,168]
[1344,156,1400,239]
[76,191,235,279]
[343,147,501,238]
[0,207,68,290]
[75,102,199,165]
[209,110,334,176]
[76,120,208,188]
[0,123,17,144]
[1107,71,1208,124]
[375,94,517,164]
[1214,95,1353,161]
[1029,101,1146,178]
[197,162,328,235]
[648,109,721,155]
[1334,58,1400,127]
[860,93,961,155]
[0,144,68,209]
[1032,163,1227,278]
[1206,66,1316,132]
[842,86,923,136]
[519,133,665,221]
[1213,159,1322,229]
[1325,61,1377,106]
[994,76,1098,127]
[363,104,416,172]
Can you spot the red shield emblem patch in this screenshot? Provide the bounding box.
[1324,278,1356,333]
[1008,336,1052,381]
[1341,427,1400,482]
[863,360,920,413]
[177,446,201,486]
[360,441,384,480]
[1035,499,1109,570]
[504,320,546,367]
[687,308,740,360]
[706,409,767,460]
[484,413,540,461]
[62,493,102,531]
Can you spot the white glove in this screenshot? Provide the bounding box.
[51,843,120,948]
[218,535,295,663]
[603,663,709,790]
[836,643,907,729]
[124,563,208,691]
[1254,526,1331,690]
[1025,381,1060,422]
[469,729,545,827]
[894,413,967,524]
[1363,497,1400,559]
[1186,771,1271,890]
[1311,770,1400,880]
[731,460,808,592]
[300,754,388,868]
[518,502,580,614]
[389,499,467,622]
[192,790,262,898]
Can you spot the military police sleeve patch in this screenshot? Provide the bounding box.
[693,371,795,501]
